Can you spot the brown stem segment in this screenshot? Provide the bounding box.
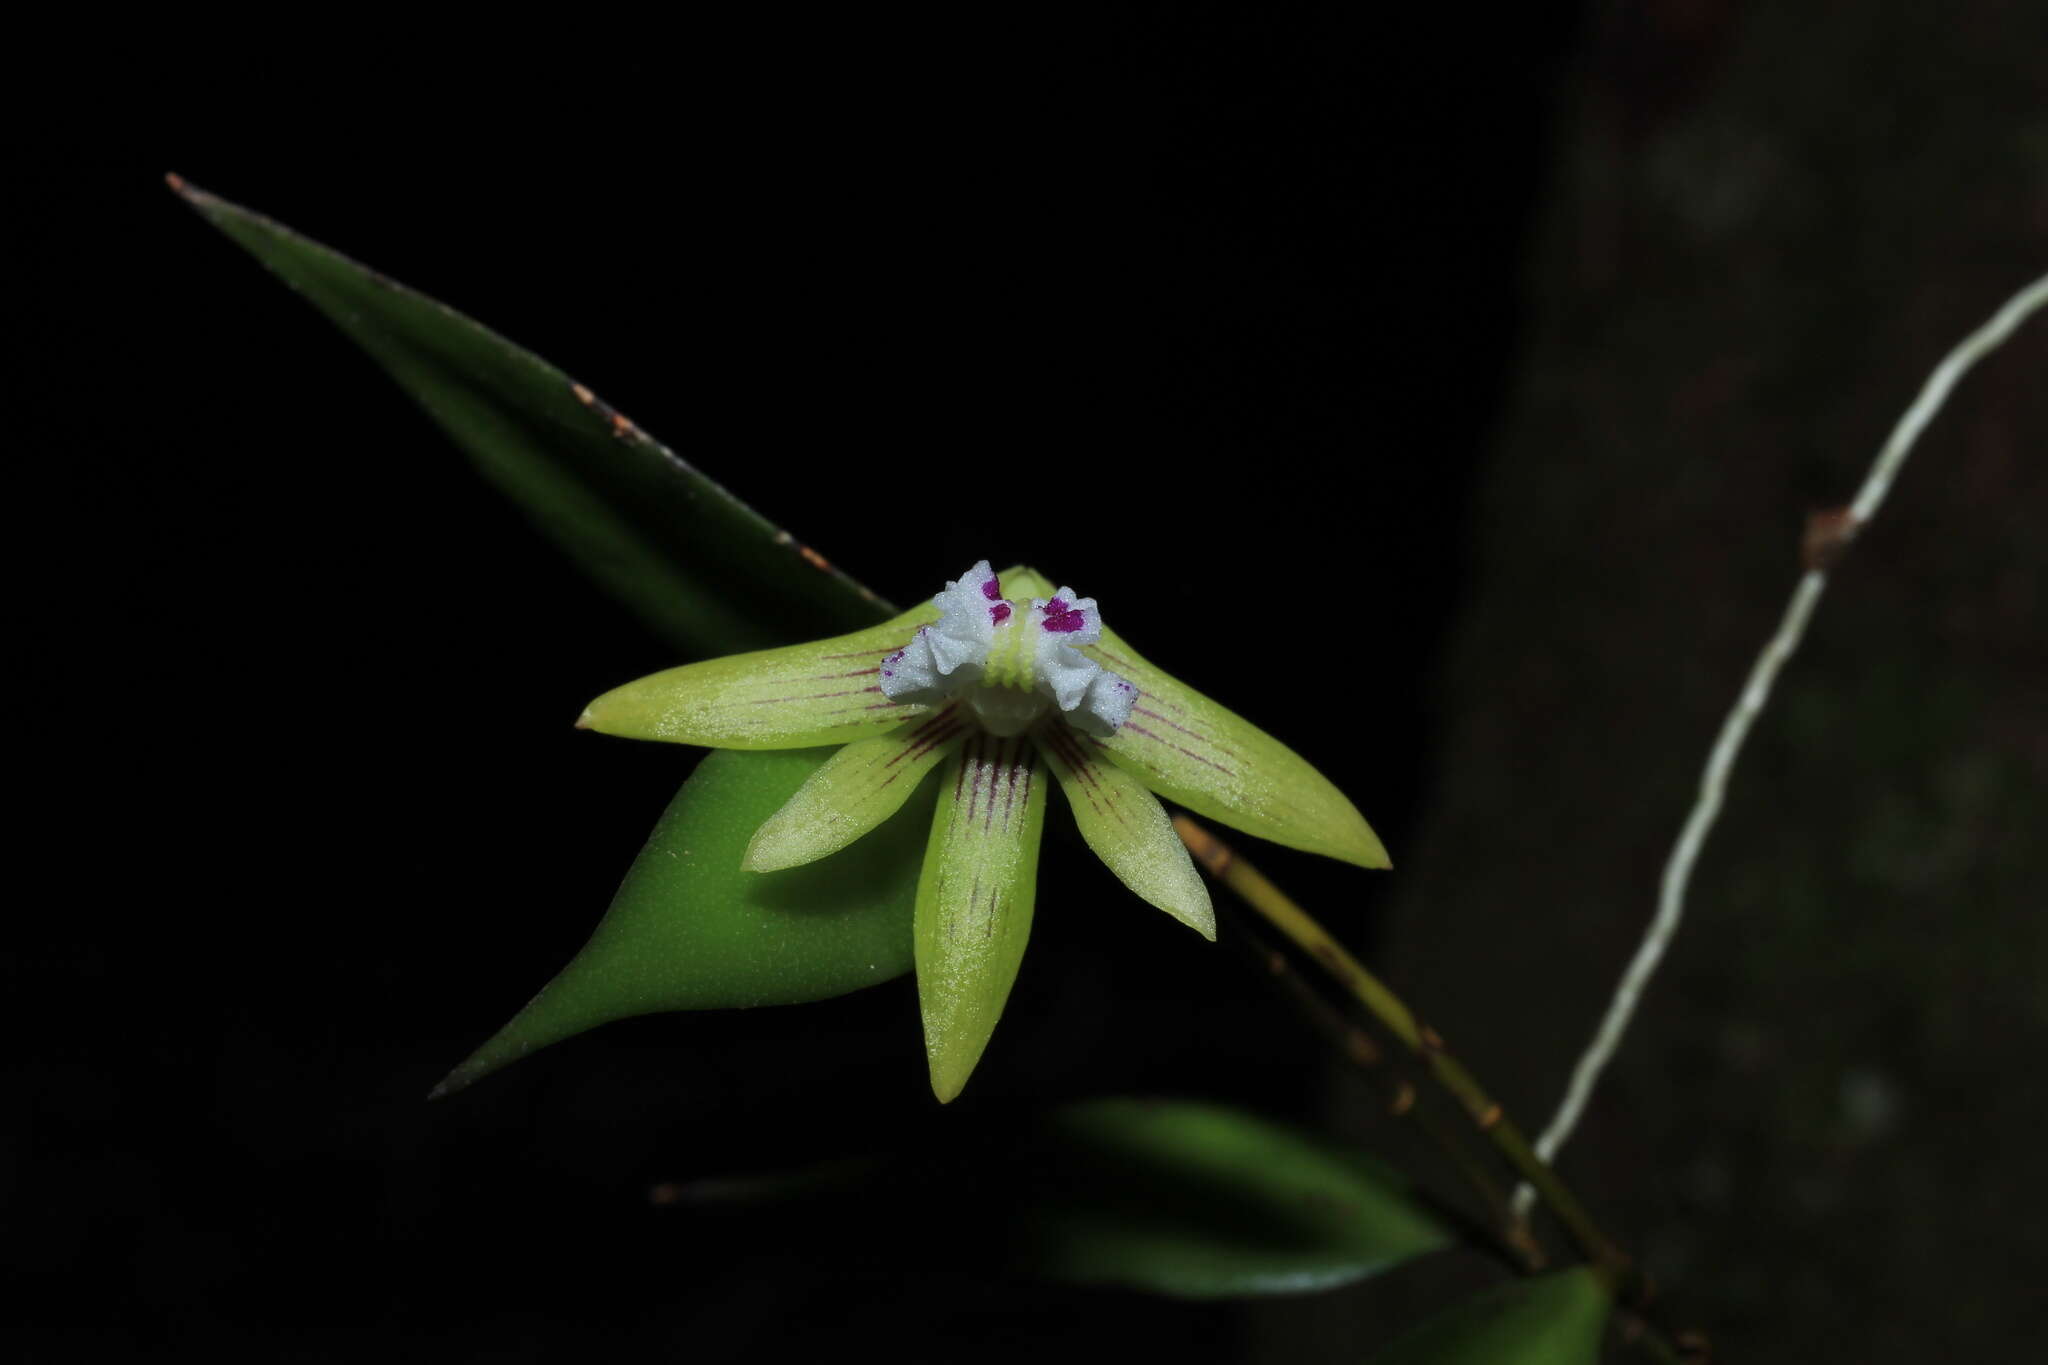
[1174,815,1635,1285]
[1215,898,1545,1272]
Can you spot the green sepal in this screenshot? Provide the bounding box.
[1367,1267,1613,1365]
[915,733,1048,1102]
[995,564,1056,602]
[744,708,967,871]
[431,747,935,1096]
[1087,628,1390,869]
[578,604,937,748]
[1038,724,1214,939]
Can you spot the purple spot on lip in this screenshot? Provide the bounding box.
[1041,597,1086,633]
[981,578,1002,600]
[989,602,1012,625]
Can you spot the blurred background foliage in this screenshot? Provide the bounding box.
[15,2,2045,1359]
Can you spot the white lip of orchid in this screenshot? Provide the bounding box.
[878,560,1137,739]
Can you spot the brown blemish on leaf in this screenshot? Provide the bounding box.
[567,381,642,440]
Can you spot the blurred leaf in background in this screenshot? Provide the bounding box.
[671,1097,1455,1299]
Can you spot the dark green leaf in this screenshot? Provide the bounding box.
[1367,1267,1612,1365]
[432,747,936,1096]
[1009,1097,1452,1298]
[645,1098,1454,1295]
[643,1098,1448,1292]
[173,178,892,655]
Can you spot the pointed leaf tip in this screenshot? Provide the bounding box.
[177,184,896,655]
[433,747,933,1094]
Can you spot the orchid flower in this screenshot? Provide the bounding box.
[578,562,1388,1100]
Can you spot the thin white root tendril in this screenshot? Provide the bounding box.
[1511,272,2048,1216]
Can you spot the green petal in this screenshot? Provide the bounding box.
[1086,629,1390,869]
[915,732,1049,1102]
[579,603,938,748]
[744,708,969,871]
[1037,724,1214,939]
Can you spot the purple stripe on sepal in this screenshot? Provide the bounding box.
[1120,723,1237,776]
[1131,705,1242,760]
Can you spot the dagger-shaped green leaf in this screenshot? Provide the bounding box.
[172,177,891,656]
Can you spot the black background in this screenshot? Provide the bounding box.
[24,5,2042,1361]
[21,16,1573,1359]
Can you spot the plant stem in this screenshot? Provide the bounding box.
[1179,817,1702,1361]
[1214,897,1545,1272]
[1175,815,1630,1278]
